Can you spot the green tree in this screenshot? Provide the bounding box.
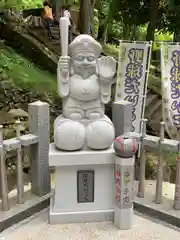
[159,0,180,41]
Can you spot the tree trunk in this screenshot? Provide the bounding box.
[102,23,108,43]
[131,25,137,40]
[122,24,131,40]
[146,0,159,41]
[79,0,90,34]
[89,0,95,35]
[98,0,114,42]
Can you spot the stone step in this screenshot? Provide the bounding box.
[51,27,60,39]
[145,93,158,106]
[146,100,162,120]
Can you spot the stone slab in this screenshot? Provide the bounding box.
[134,180,180,228]
[0,191,52,232]
[134,200,180,228]
[20,134,39,146]
[3,138,20,151]
[49,143,115,166]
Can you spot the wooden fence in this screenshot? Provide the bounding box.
[124,119,180,210]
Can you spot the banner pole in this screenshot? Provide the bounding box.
[137,41,152,159]
[115,40,123,101]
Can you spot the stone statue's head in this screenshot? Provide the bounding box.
[68,35,102,78]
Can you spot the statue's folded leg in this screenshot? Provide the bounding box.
[86,116,115,150]
[63,107,85,120]
[54,117,86,151]
[85,108,104,120]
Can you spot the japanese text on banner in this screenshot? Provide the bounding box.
[124,48,144,131]
[170,50,180,129]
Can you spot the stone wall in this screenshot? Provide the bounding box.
[0,79,60,112]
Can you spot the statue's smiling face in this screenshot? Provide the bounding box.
[72,52,97,78]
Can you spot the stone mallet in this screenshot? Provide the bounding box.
[59,17,69,56]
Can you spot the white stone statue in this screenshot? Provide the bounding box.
[54,27,116,151]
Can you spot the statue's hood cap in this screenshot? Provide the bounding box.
[68,34,102,57]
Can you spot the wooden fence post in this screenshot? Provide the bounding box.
[15,120,24,204]
[155,122,165,204]
[112,100,132,137]
[137,119,147,198]
[174,142,180,210]
[0,125,10,211]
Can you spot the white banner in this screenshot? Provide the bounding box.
[161,43,180,135]
[115,41,152,133]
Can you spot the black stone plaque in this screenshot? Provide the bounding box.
[77,170,94,203]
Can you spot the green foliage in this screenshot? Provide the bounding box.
[0,44,57,93]
[0,0,43,10]
[165,151,177,167]
[93,9,99,39]
[102,44,119,59]
[135,26,147,40]
[111,0,150,26]
[98,0,180,42]
[94,8,98,18]
[153,31,173,50]
[109,21,123,40]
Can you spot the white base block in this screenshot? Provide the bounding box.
[49,195,114,224]
[114,205,133,230]
[49,143,115,166]
[49,143,115,224]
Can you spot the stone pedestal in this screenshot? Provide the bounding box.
[49,143,115,224]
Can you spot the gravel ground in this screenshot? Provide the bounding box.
[1,209,180,240]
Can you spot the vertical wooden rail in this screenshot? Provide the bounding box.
[155,122,165,204]
[0,125,10,211]
[15,120,24,204]
[174,142,180,210]
[137,119,147,198]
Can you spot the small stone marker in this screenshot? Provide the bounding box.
[113,100,138,230]
[114,152,135,230]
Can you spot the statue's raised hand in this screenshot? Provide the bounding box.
[99,56,116,82]
[57,56,70,83]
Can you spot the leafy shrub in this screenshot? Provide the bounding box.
[0,0,43,10]
[153,32,173,51]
